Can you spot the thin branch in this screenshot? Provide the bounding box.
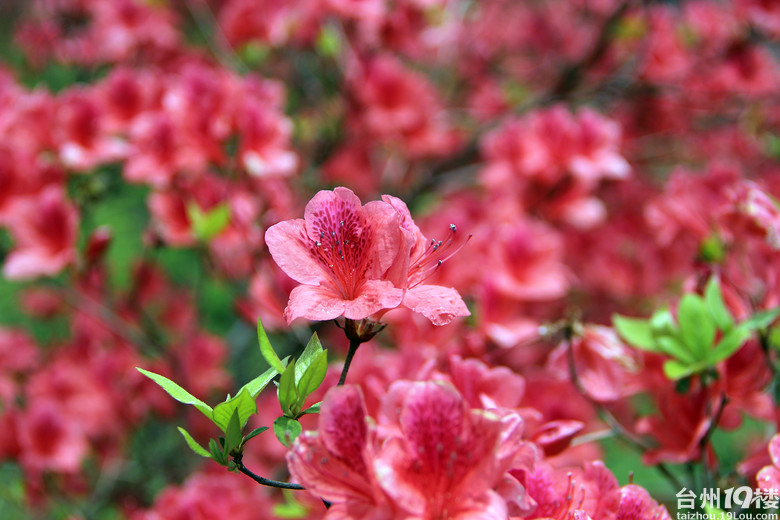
[233,456,304,491]
[337,338,361,386]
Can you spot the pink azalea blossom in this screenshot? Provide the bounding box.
[266,188,469,325]
[266,187,405,322]
[757,434,780,492]
[287,385,393,518]
[2,186,78,280]
[382,195,471,326]
[289,382,524,519]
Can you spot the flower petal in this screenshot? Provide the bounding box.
[343,280,404,320]
[284,284,347,323]
[403,284,470,325]
[266,219,330,285]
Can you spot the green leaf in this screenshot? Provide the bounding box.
[677,294,715,359]
[278,358,298,415]
[299,402,322,415]
[244,426,269,443]
[258,317,285,373]
[297,350,328,403]
[649,307,676,336]
[209,438,227,466]
[187,202,231,242]
[704,276,733,332]
[238,365,279,399]
[709,326,751,364]
[663,359,696,380]
[273,491,309,518]
[212,388,257,433]
[742,307,780,331]
[177,427,210,458]
[273,416,302,447]
[612,315,656,350]
[136,368,213,418]
[294,332,324,385]
[226,409,243,454]
[655,336,695,363]
[316,25,341,58]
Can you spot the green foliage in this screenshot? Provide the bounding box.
[273,490,310,518]
[316,25,342,58]
[258,317,286,373]
[186,203,231,243]
[177,427,211,458]
[137,365,276,467]
[277,332,328,419]
[613,276,780,380]
[135,368,213,418]
[273,416,302,448]
[137,324,329,468]
[212,388,257,432]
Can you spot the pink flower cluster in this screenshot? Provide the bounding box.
[5,0,780,517]
[289,370,670,519]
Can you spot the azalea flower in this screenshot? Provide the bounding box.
[266,187,469,325]
[287,382,524,519]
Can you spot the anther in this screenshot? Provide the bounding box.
[450,224,457,232]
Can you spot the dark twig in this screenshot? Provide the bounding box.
[338,338,361,386]
[234,455,331,509]
[233,455,304,491]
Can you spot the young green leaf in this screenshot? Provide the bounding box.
[649,308,676,336]
[238,365,280,399]
[136,368,213,418]
[278,358,298,415]
[677,294,715,359]
[177,427,210,458]
[187,202,231,242]
[225,409,243,454]
[243,426,269,444]
[299,402,322,415]
[655,336,695,363]
[296,350,328,402]
[704,276,734,332]
[258,317,285,373]
[273,490,309,518]
[709,326,751,364]
[742,307,780,332]
[209,437,227,466]
[663,359,696,380]
[612,315,656,350]
[294,332,324,385]
[273,416,302,448]
[212,388,257,433]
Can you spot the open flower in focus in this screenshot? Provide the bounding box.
[266,187,406,323]
[266,187,469,325]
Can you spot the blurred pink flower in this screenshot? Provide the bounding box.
[3,186,78,280]
[757,434,780,492]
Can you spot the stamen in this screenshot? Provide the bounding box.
[407,224,471,288]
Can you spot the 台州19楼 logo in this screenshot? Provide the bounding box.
[676,486,779,519]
